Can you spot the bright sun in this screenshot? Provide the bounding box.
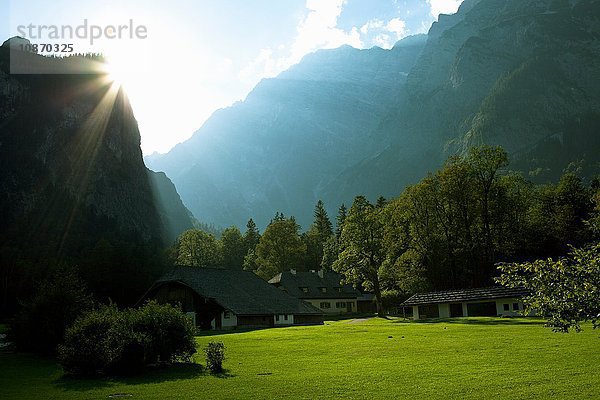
[104,57,131,88]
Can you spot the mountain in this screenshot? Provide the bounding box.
[147,0,600,229]
[146,35,428,228]
[341,0,600,193]
[0,38,194,257]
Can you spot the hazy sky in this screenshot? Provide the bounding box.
[2,0,464,154]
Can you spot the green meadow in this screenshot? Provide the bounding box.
[1,318,598,399]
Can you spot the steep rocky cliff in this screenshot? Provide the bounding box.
[146,35,428,228]
[0,39,193,258]
[148,0,600,229]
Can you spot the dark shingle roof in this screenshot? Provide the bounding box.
[269,271,361,299]
[153,267,323,316]
[401,286,530,306]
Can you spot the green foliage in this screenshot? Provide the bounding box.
[58,301,197,376]
[335,204,347,240]
[243,219,261,254]
[131,301,198,364]
[302,200,335,271]
[11,266,93,355]
[175,229,223,267]
[242,250,260,273]
[302,228,323,271]
[313,200,334,242]
[204,341,226,374]
[57,305,122,376]
[321,235,339,271]
[334,196,385,313]
[254,215,306,280]
[589,189,600,237]
[497,244,600,332]
[220,227,246,270]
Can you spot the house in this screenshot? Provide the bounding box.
[269,270,361,315]
[139,267,323,330]
[401,286,530,320]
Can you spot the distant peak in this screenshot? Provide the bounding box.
[392,34,428,49]
[2,36,32,49]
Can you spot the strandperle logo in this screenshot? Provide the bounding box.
[16,19,148,45]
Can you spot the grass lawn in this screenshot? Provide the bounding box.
[0,318,598,399]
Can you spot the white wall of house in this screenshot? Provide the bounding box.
[221,310,238,328]
[274,314,294,325]
[412,298,526,320]
[412,305,419,320]
[306,299,357,314]
[495,299,524,317]
[438,304,450,318]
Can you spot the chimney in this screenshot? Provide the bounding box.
[317,269,324,279]
[290,269,297,275]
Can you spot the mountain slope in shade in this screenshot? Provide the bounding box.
[336,0,600,196]
[148,0,600,230]
[0,39,194,257]
[147,170,196,243]
[146,35,428,229]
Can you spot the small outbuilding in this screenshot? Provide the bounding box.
[140,267,323,330]
[401,286,530,319]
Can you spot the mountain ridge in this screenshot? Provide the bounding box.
[147,0,600,230]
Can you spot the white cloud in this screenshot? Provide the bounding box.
[240,0,363,84]
[386,18,407,37]
[288,0,362,65]
[360,19,385,35]
[360,17,407,49]
[238,1,412,103]
[428,0,464,19]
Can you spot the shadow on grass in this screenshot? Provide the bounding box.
[393,317,546,326]
[53,363,234,392]
[323,313,377,322]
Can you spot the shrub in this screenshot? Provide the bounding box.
[11,266,93,355]
[58,305,120,375]
[204,341,225,373]
[58,301,197,376]
[131,301,197,364]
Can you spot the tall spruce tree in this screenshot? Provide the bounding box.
[335,204,348,241]
[243,219,261,254]
[313,200,333,242]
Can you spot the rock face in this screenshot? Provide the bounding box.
[148,0,600,229]
[0,41,193,259]
[146,35,428,228]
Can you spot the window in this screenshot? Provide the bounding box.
[336,302,347,308]
[503,304,510,311]
[513,303,519,311]
[300,287,309,293]
[336,287,343,293]
[320,302,331,309]
[275,315,280,321]
[224,311,231,319]
[284,315,288,321]
[320,287,327,293]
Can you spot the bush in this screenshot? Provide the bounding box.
[58,301,197,376]
[204,341,225,373]
[11,266,93,355]
[58,305,120,375]
[132,301,197,364]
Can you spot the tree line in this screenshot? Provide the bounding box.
[171,145,599,313]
